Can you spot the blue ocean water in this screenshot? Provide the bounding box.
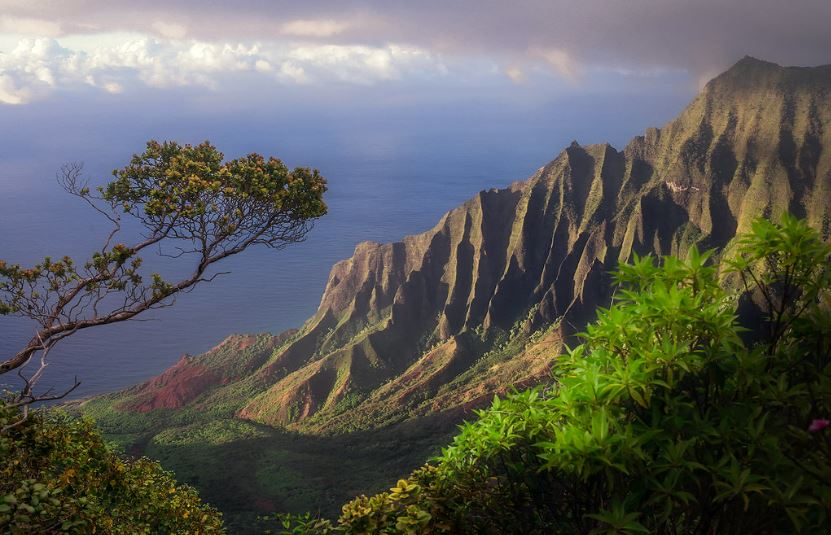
[0,85,692,398]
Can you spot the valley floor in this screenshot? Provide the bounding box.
[78,401,458,533]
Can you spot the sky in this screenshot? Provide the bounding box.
[0,0,829,107]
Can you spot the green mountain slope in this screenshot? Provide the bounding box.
[77,57,831,526]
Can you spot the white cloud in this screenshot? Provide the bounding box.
[505,66,525,84]
[254,59,272,73]
[0,38,73,103]
[1,1,829,80]
[278,61,307,84]
[0,73,30,104]
[102,81,123,93]
[286,44,439,84]
[0,35,447,104]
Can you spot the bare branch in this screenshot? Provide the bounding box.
[58,162,120,227]
[2,371,81,432]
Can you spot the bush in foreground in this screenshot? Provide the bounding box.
[0,403,224,534]
[274,215,831,534]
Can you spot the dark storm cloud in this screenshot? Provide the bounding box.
[3,0,830,74]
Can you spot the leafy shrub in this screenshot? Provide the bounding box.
[277,215,831,534]
[337,467,452,535]
[0,403,224,534]
[268,466,454,535]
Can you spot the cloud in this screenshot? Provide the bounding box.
[504,66,525,84]
[0,73,30,104]
[0,38,71,103]
[2,1,829,79]
[102,81,123,93]
[0,36,446,103]
[278,61,307,84]
[286,44,435,84]
[1,1,829,105]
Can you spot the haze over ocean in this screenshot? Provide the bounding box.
[0,81,692,399]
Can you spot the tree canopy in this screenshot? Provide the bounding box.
[1,140,327,429]
[0,403,225,533]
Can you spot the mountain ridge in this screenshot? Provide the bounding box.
[104,56,831,433]
[77,57,831,521]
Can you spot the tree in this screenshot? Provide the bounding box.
[0,140,327,430]
[0,403,225,533]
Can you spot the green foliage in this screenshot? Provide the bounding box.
[267,466,453,535]
[0,402,224,534]
[104,139,327,227]
[298,215,830,534]
[338,468,451,535]
[1,139,326,390]
[726,213,831,354]
[0,140,327,325]
[267,512,340,535]
[150,419,270,448]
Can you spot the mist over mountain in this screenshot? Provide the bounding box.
[79,57,831,524]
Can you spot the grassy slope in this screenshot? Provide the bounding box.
[76,320,557,531]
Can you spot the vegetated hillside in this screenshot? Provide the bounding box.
[79,57,831,524]
[238,55,831,433]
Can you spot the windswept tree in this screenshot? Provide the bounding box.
[0,140,327,430]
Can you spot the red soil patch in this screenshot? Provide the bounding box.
[119,356,220,413]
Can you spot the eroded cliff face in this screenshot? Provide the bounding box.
[106,57,831,434]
